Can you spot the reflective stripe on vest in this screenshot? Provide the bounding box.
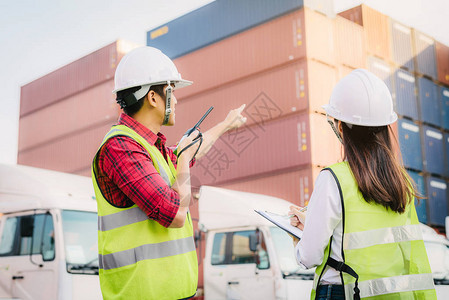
[311,162,436,300]
[343,224,423,250]
[98,206,148,231]
[99,236,196,270]
[344,273,435,299]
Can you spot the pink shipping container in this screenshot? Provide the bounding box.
[19,80,119,152]
[338,5,391,62]
[218,166,323,207]
[190,112,342,186]
[164,59,338,146]
[173,7,336,100]
[436,41,449,86]
[334,16,366,69]
[18,122,114,175]
[20,40,139,117]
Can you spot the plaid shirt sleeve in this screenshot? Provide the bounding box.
[100,136,180,228]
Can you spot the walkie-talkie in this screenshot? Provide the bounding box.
[174,106,214,157]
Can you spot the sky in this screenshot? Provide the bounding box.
[1,0,448,164]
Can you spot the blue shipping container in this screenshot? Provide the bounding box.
[395,69,418,119]
[147,0,304,59]
[413,30,437,80]
[426,176,448,226]
[423,125,444,176]
[445,133,449,178]
[398,119,422,171]
[407,170,427,224]
[418,77,440,126]
[441,86,449,130]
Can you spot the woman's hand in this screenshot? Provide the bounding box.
[289,205,306,230]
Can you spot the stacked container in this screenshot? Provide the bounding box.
[18,41,138,176]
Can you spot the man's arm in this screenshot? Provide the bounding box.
[195,104,247,159]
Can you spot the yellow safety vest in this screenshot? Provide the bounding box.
[311,162,436,299]
[92,125,198,300]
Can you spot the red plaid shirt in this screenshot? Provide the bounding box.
[96,113,193,228]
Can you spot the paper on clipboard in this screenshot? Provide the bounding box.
[254,210,303,240]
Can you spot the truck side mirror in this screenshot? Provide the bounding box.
[249,233,258,252]
[20,216,34,237]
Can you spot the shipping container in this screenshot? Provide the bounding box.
[338,5,391,62]
[426,176,448,226]
[417,77,440,127]
[367,56,394,94]
[436,41,449,86]
[334,16,366,69]
[390,20,414,71]
[397,119,422,171]
[442,86,449,130]
[164,59,338,146]
[304,0,335,17]
[218,166,323,207]
[173,8,336,100]
[20,40,138,117]
[422,125,444,176]
[413,30,437,80]
[190,112,341,186]
[445,133,449,178]
[394,69,418,119]
[19,80,118,152]
[18,122,114,174]
[147,0,305,59]
[406,170,427,224]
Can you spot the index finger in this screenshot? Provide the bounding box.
[237,103,246,112]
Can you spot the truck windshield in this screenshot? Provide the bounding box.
[269,227,314,279]
[61,210,98,275]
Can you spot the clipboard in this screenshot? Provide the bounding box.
[254,210,303,240]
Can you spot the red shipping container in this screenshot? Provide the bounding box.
[217,166,323,207]
[20,40,139,117]
[174,7,336,100]
[19,80,119,152]
[189,112,342,186]
[338,5,391,62]
[436,41,449,86]
[163,59,338,146]
[334,16,366,69]
[18,122,114,174]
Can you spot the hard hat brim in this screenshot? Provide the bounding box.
[112,79,193,94]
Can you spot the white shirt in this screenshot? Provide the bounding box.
[294,169,343,284]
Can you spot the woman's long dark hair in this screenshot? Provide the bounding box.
[341,122,418,213]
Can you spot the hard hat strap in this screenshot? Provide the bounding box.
[326,115,343,144]
[163,82,173,125]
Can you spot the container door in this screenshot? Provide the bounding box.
[205,229,275,300]
[423,126,444,176]
[418,77,440,127]
[0,212,57,300]
[398,119,422,171]
[427,177,448,226]
[395,69,418,119]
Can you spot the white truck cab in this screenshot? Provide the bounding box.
[0,164,101,300]
[198,186,449,300]
[199,186,314,300]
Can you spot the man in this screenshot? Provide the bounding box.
[91,46,246,299]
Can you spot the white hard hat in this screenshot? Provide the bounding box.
[322,69,397,127]
[113,46,192,95]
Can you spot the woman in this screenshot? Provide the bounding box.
[289,69,436,300]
